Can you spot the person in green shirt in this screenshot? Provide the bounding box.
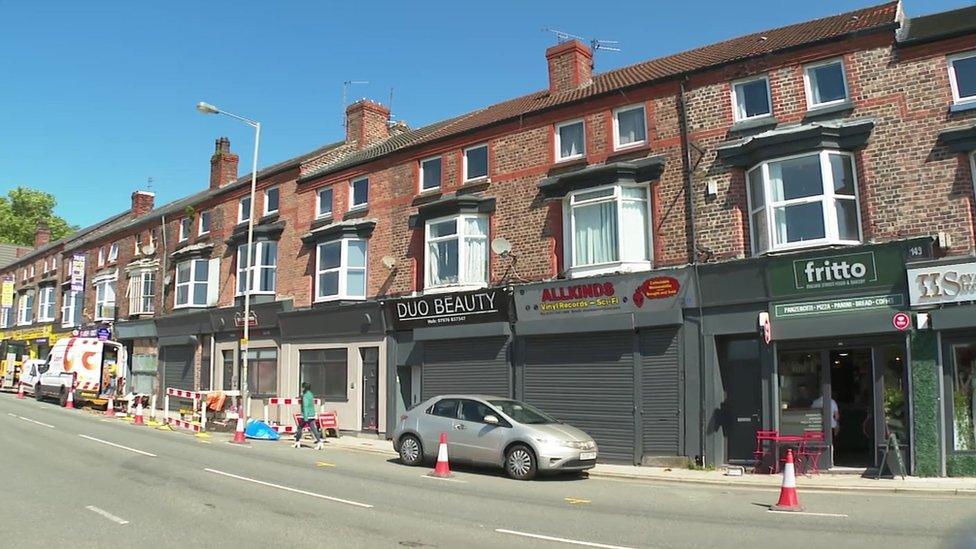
[294,382,324,450]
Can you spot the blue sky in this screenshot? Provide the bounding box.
[0,0,965,227]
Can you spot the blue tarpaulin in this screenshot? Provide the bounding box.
[244,419,280,440]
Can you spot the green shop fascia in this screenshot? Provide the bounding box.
[698,238,936,475]
[906,255,976,476]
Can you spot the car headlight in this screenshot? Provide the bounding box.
[534,438,592,449]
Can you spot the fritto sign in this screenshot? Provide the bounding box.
[793,251,877,291]
[892,312,911,331]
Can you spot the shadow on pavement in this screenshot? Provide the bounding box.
[385,457,589,482]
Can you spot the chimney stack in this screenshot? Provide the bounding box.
[210,136,239,189]
[546,40,593,94]
[345,100,390,150]
[33,222,51,248]
[131,190,155,217]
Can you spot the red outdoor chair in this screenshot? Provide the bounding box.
[753,430,778,474]
[796,430,827,475]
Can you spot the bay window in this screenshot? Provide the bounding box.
[237,241,277,295]
[565,185,651,276]
[94,277,116,321]
[425,214,488,289]
[747,150,861,255]
[37,286,55,322]
[129,270,155,315]
[17,290,34,325]
[175,259,211,308]
[316,238,367,301]
[61,290,82,328]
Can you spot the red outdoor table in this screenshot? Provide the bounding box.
[772,435,804,474]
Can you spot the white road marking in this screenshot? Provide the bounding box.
[204,468,373,509]
[767,510,848,518]
[77,435,157,457]
[85,505,129,525]
[421,474,467,483]
[495,529,635,549]
[17,415,54,428]
[7,412,17,417]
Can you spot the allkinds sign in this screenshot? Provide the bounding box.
[768,245,907,298]
[389,288,509,330]
[907,261,976,307]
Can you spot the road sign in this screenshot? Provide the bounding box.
[240,338,248,349]
[892,312,911,331]
[96,327,111,341]
[234,310,258,328]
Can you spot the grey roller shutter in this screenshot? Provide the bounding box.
[161,345,194,392]
[523,332,635,463]
[639,328,680,456]
[421,337,510,400]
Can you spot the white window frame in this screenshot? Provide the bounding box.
[37,286,55,322]
[97,247,105,267]
[236,241,277,296]
[314,238,368,302]
[93,274,117,322]
[264,186,280,215]
[29,265,34,278]
[564,184,653,278]
[108,242,119,263]
[803,58,849,109]
[179,218,191,242]
[349,177,369,210]
[17,290,34,325]
[555,119,586,162]
[133,233,143,255]
[730,75,773,122]
[20,269,26,281]
[948,51,976,106]
[463,143,489,182]
[419,156,442,192]
[238,196,252,223]
[1,307,9,329]
[612,104,647,151]
[129,270,155,315]
[424,213,489,291]
[198,210,212,236]
[745,150,863,255]
[61,289,80,328]
[174,259,210,308]
[316,187,334,219]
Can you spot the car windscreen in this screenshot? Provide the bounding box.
[488,399,559,425]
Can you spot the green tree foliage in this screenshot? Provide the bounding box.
[0,187,78,247]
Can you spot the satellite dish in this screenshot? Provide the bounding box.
[141,243,156,256]
[491,237,512,257]
[381,256,396,270]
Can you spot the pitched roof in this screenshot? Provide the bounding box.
[1,211,130,270]
[301,2,899,182]
[898,4,976,45]
[0,243,32,269]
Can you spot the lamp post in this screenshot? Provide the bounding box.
[196,101,260,423]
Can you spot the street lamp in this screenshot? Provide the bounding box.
[196,101,261,428]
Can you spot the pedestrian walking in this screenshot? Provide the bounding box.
[293,382,323,450]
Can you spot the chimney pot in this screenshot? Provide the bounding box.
[33,222,51,248]
[345,99,391,150]
[210,136,239,189]
[545,40,593,93]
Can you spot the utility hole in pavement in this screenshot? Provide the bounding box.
[398,542,429,547]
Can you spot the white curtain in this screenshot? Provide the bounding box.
[463,217,488,283]
[573,201,617,265]
[620,198,649,262]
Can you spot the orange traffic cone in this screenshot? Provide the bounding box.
[133,398,145,426]
[231,415,247,444]
[16,382,24,399]
[771,449,804,512]
[429,432,452,478]
[105,396,115,417]
[64,389,75,410]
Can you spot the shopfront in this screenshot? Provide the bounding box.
[154,311,211,401]
[702,239,929,472]
[113,319,158,396]
[906,258,976,476]
[279,301,387,435]
[513,269,697,465]
[386,288,513,420]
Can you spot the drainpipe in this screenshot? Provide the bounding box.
[678,78,707,466]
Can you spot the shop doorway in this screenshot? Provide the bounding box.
[361,347,379,433]
[828,349,873,467]
[717,337,763,464]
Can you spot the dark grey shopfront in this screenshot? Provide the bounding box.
[514,269,695,465]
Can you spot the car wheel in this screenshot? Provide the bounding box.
[505,444,537,481]
[398,435,423,466]
[34,384,42,401]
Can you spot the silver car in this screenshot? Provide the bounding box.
[392,395,598,480]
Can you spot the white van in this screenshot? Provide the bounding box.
[35,338,126,407]
[18,358,46,396]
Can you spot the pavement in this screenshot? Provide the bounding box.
[3,392,976,548]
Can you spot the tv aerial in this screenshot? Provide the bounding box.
[542,28,621,53]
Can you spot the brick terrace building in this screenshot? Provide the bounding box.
[4,1,976,475]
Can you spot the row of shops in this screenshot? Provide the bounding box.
[8,236,976,475]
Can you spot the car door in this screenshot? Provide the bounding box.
[418,399,462,460]
[457,399,512,465]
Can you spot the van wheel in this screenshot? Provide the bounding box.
[58,389,67,407]
[34,384,42,401]
[505,444,537,481]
